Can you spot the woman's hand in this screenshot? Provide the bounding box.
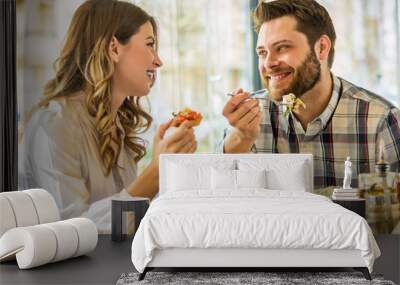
[150,119,197,166]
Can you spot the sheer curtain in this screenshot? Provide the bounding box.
[321,0,400,106]
[131,0,253,162]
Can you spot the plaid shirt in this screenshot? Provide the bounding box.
[223,74,400,190]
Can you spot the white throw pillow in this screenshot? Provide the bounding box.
[236,169,267,189]
[165,158,237,193]
[211,168,236,190]
[265,164,306,191]
[238,159,307,191]
[167,162,211,191]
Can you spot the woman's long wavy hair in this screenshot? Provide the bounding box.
[33,0,155,175]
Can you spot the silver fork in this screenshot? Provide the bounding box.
[226,89,268,99]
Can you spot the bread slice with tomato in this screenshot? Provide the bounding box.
[172,107,203,127]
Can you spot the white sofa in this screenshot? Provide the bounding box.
[0,189,97,269]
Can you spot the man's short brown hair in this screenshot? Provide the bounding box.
[253,0,336,68]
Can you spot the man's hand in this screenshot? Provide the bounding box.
[222,88,262,153]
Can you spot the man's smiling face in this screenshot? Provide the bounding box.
[256,16,321,101]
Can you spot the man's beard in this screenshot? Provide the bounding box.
[262,51,321,100]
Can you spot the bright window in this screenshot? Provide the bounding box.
[131,0,253,159]
[321,0,400,106]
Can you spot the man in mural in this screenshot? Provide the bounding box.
[222,0,400,189]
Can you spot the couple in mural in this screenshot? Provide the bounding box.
[21,0,400,232]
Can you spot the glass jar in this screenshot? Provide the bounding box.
[358,163,399,234]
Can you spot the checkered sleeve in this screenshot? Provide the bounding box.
[216,127,257,153]
[377,107,400,171]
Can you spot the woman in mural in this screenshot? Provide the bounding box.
[20,0,197,232]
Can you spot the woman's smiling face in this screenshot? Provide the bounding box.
[112,21,163,97]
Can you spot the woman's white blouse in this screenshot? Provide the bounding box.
[19,93,138,233]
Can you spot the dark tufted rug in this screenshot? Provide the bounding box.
[116,271,396,285]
